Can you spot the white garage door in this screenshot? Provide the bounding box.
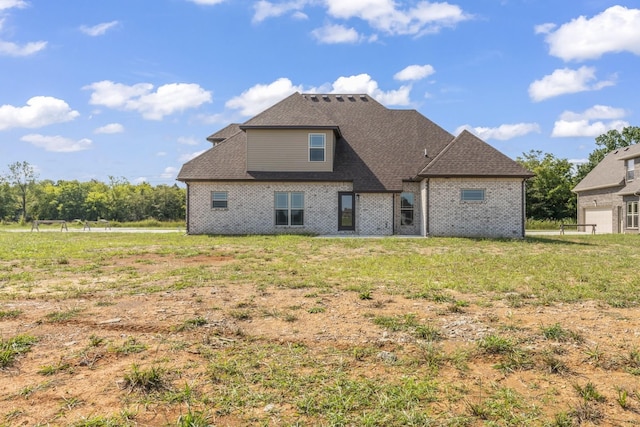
[585,208,612,233]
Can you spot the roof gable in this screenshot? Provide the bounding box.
[177,94,533,188]
[573,144,640,193]
[241,92,339,132]
[420,130,534,178]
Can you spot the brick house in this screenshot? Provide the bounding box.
[573,144,640,234]
[177,92,533,238]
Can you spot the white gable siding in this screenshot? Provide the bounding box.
[428,178,525,238]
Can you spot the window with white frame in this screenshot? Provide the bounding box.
[309,134,325,162]
[627,201,638,229]
[211,191,228,209]
[400,192,414,226]
[627,159,635,181]
[461,189,485,202]
[275,192,304,226]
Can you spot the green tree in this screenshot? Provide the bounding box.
[0,179,15,220]
[575,126,640,183]
[3,161,38,223]
[517,150,576,220]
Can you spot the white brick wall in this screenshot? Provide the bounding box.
[428,178,525,238]
[186,178,524,238]
[188,181,354,235]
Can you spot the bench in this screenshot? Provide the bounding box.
[560,223,596,235]
[82,219,111,231]
[31,220,68,232]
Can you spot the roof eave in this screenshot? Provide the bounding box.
[239,124,342,138]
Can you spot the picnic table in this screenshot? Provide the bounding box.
[31,220,68,232]
[559,223,596,235]
[82,219,111,231]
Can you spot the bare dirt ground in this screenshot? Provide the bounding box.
[1,252,640,426]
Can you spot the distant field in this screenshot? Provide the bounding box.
[1,232,639,425]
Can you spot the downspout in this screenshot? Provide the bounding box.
[426,179,430,236]
[185,183,190,234]
[392,193,396,235]
[521,179,526,238]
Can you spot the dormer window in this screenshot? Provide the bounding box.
[626,159,635,181]
[309,134,325,162]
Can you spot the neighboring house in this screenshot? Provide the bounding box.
[177,92,533,238]
[573,144,640,234]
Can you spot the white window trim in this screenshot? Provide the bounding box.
[275,191,305,227]
[627,201,638,229]
[400,192,415,226]
[461,188,485,202]
[309,133,326,162]
[211,191,228,209]
[627,159,635,182]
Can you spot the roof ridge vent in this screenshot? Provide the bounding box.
[335,95,343,101]
[310,94,318,101]
[322,94,329,101]
[359,94,367,100]
[624,147,630,151]
[347,94,355,101]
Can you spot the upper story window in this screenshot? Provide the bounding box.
[461,189,485,202]
[211,191,228,209]
[626,159,635,181]
[309,134,325,162]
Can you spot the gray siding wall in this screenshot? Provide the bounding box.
[428,178,525,238]
[246,129,334,172]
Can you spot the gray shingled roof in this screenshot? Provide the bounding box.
[420,130,534,177]
[178,92,533,191]
[206,123,242,143]
[573,144,640,193]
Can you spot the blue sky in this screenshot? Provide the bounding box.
[1,0,639,184]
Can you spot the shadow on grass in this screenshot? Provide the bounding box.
[525,236,593,246]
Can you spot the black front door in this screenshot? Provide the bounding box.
[339,192,355,231]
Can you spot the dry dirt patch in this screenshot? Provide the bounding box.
[1,252,640,426]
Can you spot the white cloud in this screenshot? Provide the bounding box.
[160,166,178,179]
[226,74,414,117]
[551,105,629,137]
[559,105,626,121]
[80,21,119,36]
[84,80,212,120]
[253,0,308,23]
[534,22,556,34]
[156,152,167,157]
[179,150,207,162]
[455,123,541,141]
[0,96,79,130]
[542,5,640,61]
[0,39,46,56]
[329,73,412,105]
[551,120,629,138]
[94,123,124,134]
[311,23,361,44]
[226,78,303,116]
[528,66,615,102]
[325,0,471,36]
[0,0,27,11]
[394,64,435,81]
[21,134,92,152]
[178,136,199,145]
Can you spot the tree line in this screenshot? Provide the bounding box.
[516,126,640,221]
[0,162,185,223]
[2,126,639,224]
